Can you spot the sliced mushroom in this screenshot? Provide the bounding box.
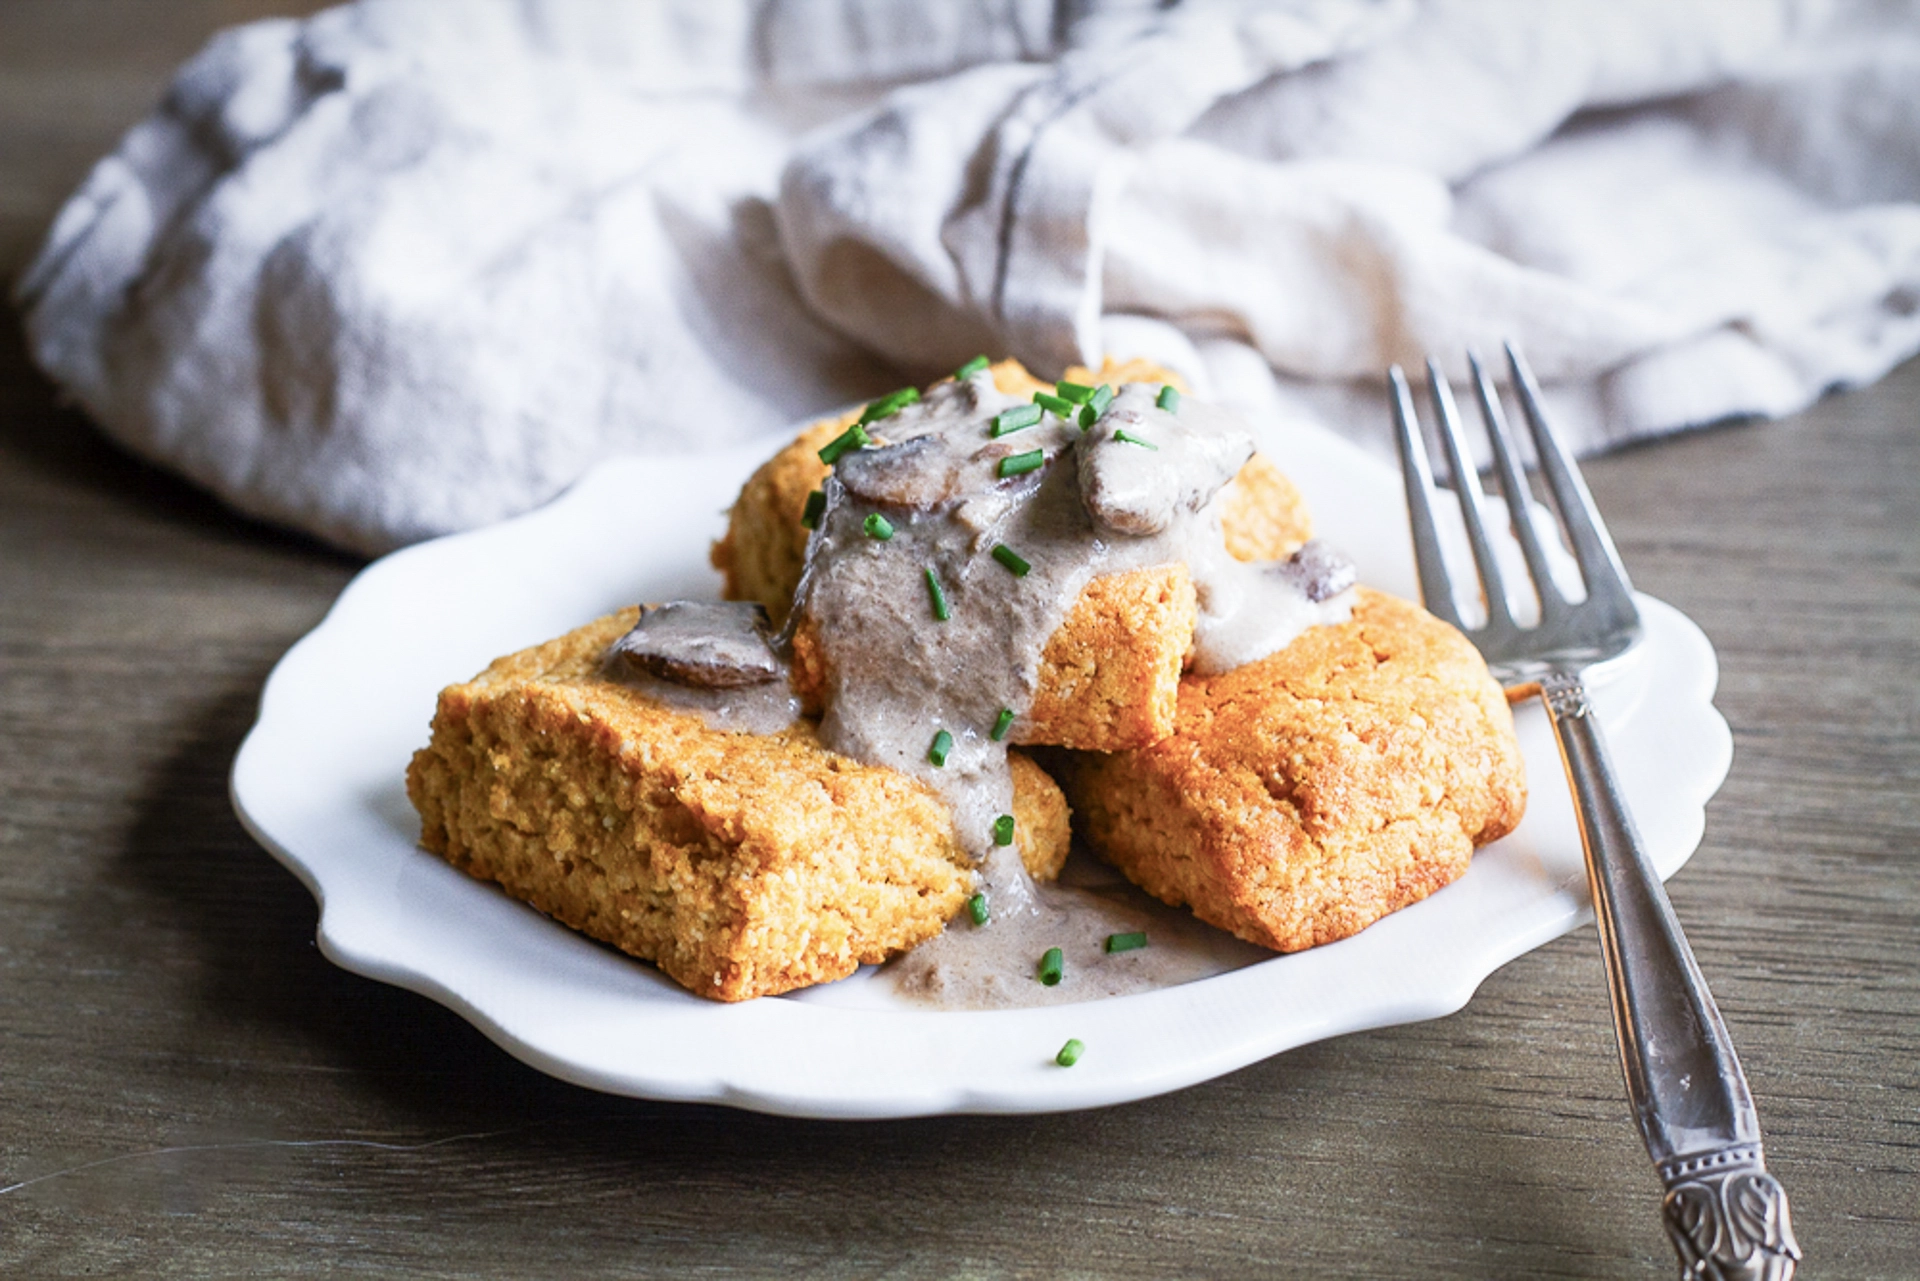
[607,601,784,688]
[1079,388,1252,537]
[1273,540,1356,603]
[835,435,963,510]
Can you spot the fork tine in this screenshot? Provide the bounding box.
[1426,358,1515,630]
[1469,351,1567,620]
[1389,365,1463,628]
[1503,343,1636,615]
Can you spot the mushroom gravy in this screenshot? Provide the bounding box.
[610,370,1356,1008]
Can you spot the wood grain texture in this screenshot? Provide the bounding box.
[2,4,1916,1276]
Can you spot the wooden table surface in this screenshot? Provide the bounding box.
[3,6,1916,1277]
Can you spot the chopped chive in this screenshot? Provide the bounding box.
[997,449,1045,478]
[1089,383,1114,414]
[993,814,1016,847]
[1077,387,1113,430]
[928,728,954,767]
[1055,380,1095,405]
[968,892,989,926]
[1156,384,1181,413]
[1037,946,1063,986]
[1055,1038,1084,1067]
[1032,391,1074,417]
[990,707,1016,741]
[923,568,951,621]
[1112,428,1157,450]
[858,386,920,425]
[991,403,1043,437]
[991,544,1031,577]
[863,512,895,540]
[954,355,990,380]
[817,422,871,465]
[1104,931,1149,953]
[800,489,826,529]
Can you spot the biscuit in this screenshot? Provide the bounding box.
[1009,748,1072,881]
[1022,562,1196,751]
[716,358,1314,751]
[1051,589,1526,953]
[407,608,1073,1001]
[1219,451,1313,565]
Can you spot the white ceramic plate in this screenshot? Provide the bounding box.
[232,415,1730,1119]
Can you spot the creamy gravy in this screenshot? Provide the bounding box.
[789,373,1351,859]
[609,669,803,736]
[884,847,1271,1009]
[609,372,1355,1009]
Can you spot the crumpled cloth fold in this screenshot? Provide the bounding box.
[19,0,1920,554]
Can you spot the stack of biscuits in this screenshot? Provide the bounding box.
[408,361,1525,1002]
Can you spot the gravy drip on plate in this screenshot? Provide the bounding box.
[884,849,1273,1009]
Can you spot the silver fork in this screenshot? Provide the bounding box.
[1390,345,1800,1281]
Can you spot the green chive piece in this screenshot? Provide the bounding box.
[800,489,826,529]
[991,544,1031,577]
[1076,386,1114,430]
[954,355,990,380]
[991,403,1043,437]
[863,512,895,540]
[1056,1038,1084,1067]
[818,422,871,465]
[1104,931,1149,954]
[1156,384,1181,413]
[928,729,954,767]
[1037,946,1063,986]
[990,707,1016,742]
[859,386,920,425]
[1055,381,1095,405]
[968,893,989,926]
[1112,428,1158,450]
[1032,392,1074,417]
[993,814,1016,847]
[924,568,951,621]
[998,449,1045,478]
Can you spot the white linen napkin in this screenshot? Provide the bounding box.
[18,0,1920,555]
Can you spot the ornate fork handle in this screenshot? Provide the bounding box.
[1536,671,1800,1280]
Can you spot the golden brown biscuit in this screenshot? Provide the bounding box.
[1023,563,1196,751]
[407,607,1073,1001]
[1219,451,1313,564]
[710,411,852,630]
[1009,749,1072,881]
[1052,589,1526,953]
[715,358,1315,751]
